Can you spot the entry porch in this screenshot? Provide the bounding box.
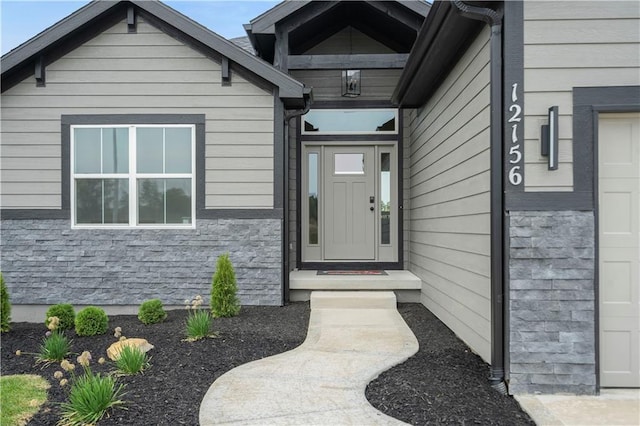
[289,270,421,303]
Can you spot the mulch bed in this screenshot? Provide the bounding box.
[1,303,533,425]
[366,304,534,425]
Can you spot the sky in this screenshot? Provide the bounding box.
[0,0,280,55]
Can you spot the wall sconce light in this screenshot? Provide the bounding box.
[342,70,361,97]
[540,106,558,170]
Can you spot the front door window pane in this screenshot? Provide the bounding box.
[308,153,318,245]
[335,153,364,174]
[137,128,164,173]
[380,152,391,245]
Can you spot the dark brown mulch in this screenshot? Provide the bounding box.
[1,304,310,425]
[1,303,533,425]
[366,304,534,425]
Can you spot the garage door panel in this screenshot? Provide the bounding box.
[600,248,639,317]
[599,115,640,178]
[598,112,640,388]
[600,318,639,388]
[599,180,639,249]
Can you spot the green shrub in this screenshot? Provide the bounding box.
[185,309,213,341]
[75,307,109,336]
[45,304,75,331]
[37,330,71,363]
[59,369,126,426]
[115,345,150,375]
[210,253,240,318]
[137,299,167,325]
[0,273,10,332]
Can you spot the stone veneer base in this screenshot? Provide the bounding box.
[1,218,282,307]
[509,211,596,395]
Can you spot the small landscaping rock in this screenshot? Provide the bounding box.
[107,338,154,361]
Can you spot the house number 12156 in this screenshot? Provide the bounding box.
[507,83,523,186]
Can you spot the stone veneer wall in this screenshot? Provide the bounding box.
[509,211,596,394]
[1,218,282,306]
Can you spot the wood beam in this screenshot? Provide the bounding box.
[221,56,231,85]
[288,54,409,70]
[127,5,136,33]
[34,56,45,87]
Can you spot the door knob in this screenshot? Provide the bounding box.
[370,206,374,211]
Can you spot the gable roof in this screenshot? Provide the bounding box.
[393,0,497,107]
[245,0,431,63]
[1,0,309,106]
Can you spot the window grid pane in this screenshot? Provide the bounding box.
[75,178,129,225]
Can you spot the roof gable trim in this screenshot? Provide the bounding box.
[1,0,307,102]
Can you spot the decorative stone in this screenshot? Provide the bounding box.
[107,338,155,361]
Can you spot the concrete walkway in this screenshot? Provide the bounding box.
[199,291,419,425]
[516,389,640,426]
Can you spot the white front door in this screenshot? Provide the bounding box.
[598,112,640,388]
[323,146,375,260]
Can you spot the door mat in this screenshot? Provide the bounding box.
[317,270,388,275]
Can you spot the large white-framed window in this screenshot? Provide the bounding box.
[71,124,195,228]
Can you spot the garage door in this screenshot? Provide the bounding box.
[598,112,640,388]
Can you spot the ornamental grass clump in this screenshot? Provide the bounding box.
[115,345,150,375]
[58,351,127,426]
[184,295,214,342]
[75,306,108,336]
[137,299,167,325]
[210,253,240,318]
[37,316,72,364]
[0,272,10,332]
[45,304,75,331]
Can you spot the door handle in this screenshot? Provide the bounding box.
[370,206,374,211]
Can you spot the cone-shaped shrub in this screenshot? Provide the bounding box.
[210,253,240,317]
[1,272,10,332]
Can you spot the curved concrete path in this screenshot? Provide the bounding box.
[200,291,419,425]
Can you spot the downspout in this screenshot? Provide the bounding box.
[451,0,507,394]
[281,90,312,305]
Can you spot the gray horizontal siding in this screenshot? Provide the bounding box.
[290,69,402,101]
[0,17,275,210]
[408,26,492,362]
[523,1,640,191]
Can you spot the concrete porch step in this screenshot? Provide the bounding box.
[290,270,421,291]
[310,291,398,310]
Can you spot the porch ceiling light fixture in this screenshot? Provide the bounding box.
[540,106,559,170]
[342,69,361,97]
